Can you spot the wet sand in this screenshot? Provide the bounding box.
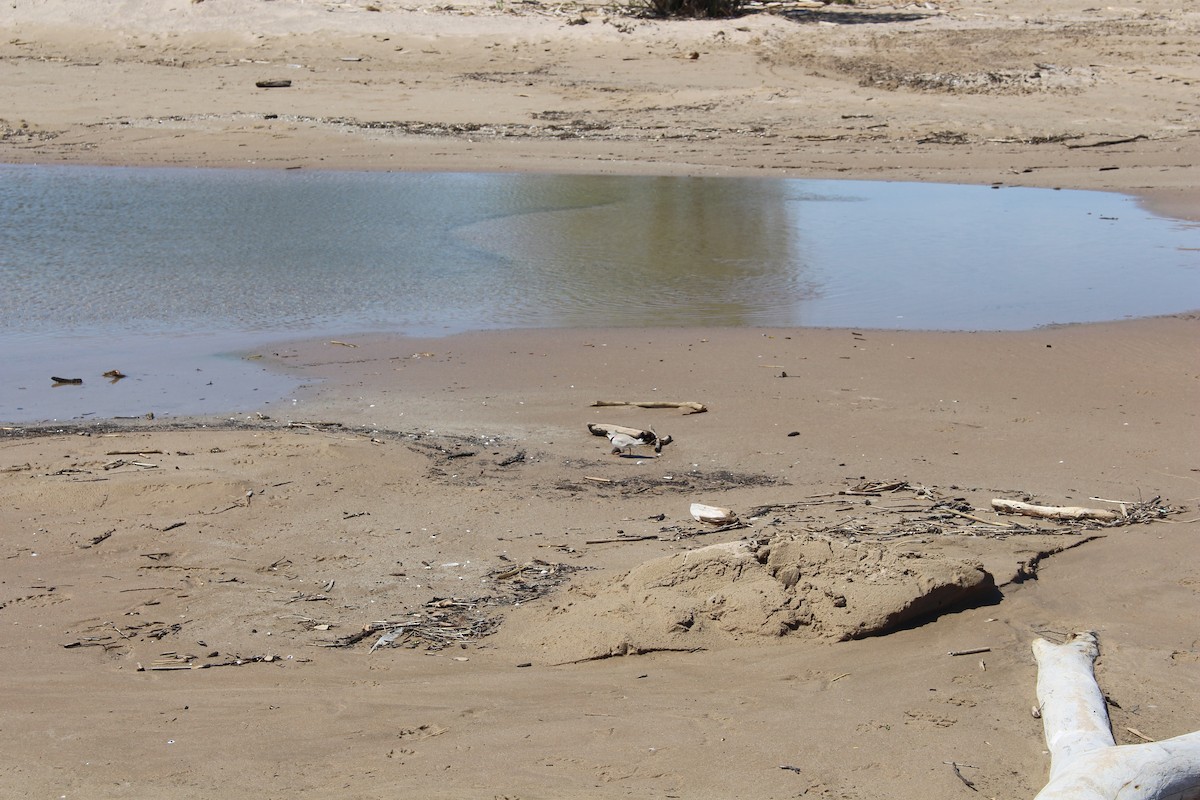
[3,1,1200,797]
[3,317,1198,798]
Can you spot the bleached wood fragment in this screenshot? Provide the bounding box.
[1032,631,1200,800]
[690,503,738,525]
[993,499,1121,522]
[587,422,654,441]
[586,423,673,453]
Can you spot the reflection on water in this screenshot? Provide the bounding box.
[3,165,1199,338]
[462,176,815,328]
[1,165,1198,421]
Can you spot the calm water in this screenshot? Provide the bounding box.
[2,165,1198,422]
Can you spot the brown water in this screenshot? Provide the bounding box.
[2,165,1197,422]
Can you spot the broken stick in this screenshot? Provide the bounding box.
[940,507,1014,527]
[992,499,1121,522]
[584,534,660,545]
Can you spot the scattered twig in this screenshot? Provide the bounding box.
[83,529,115,548]
[498,451,526,466]
[286,593,329,603]
[938,507,1013,527]
[677,520,748,538]
[746,499,848,516]
[320,626,376,649]
[948,646,992,657]
[584,534,660,545]
[141,653,281,671]
[1126,727,1155,743]
[1065,134,1147,149]
[846,480,910,495]
[945,761,978,791]
[551,646,707,666]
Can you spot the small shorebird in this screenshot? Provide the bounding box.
[608,432,646,456]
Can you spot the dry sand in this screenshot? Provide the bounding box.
[2,1,1200,798]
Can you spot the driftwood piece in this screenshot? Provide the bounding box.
[588,422,654,441]
[948,646,991,656]
[690,503,738,525]
[992,499,1121,522]
[586,423,673,453]
[1032,631,1200,800]
[591,400,706,414]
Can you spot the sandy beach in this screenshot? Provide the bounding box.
[3,1,1200,797]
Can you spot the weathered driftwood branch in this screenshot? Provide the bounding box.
[1032,631,1200,800]
[587,422,655,441]
[993,499,1121,522]
[591,400,707,414]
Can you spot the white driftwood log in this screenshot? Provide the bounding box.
[994,499,1121,522]
[1033,632,1200,800]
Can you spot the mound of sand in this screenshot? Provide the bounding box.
[504,533,994,664]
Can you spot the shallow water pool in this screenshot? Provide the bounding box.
[2,166,1197,421]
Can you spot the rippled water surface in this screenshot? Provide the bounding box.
[2,165,1198,421]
